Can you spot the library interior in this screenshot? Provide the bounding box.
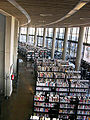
[0,0,90,120]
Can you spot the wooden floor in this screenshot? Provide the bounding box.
[1,55,35,120]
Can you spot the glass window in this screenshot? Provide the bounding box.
[29,28,35,35]
[37,37,43,47]
[55,40,58,51]
[37,28,44,36]
[83,27,90,62]
[20,27,27,42]
[56,28,65,39]
[68,27,79,41]
[20,27,27,34]
[20,34,26,43]
[67,27,79,58]
[55,39,64,52]
[46,38,52,49]
[28,36,34,46]
[83,46,90,63]
[27,27,35,45]
[46,28,53,37]
[84,27,90,44]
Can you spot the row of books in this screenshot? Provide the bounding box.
[38,72,81,79]
[34,95,90,104]
[34,102,90,109]
[33,58,90,120]
[34,107,90,115]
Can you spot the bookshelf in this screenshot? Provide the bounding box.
[32,59,90,120]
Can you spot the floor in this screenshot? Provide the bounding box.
[1,55,35,120]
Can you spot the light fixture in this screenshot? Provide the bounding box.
[80,17,90,20]
[65,14,71,18]
[40,14,53,17]
[68,10,77,15]
[64,23,71,24]
[38,20,46,23]
[74,1,87,10]
[38,0,89,27]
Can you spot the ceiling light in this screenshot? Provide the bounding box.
[38,20,46,23]
[74,2,87,10]
[64,23,71,24]
[40,14,53,17]
[65,14,71,18]
[68,10,77,15]
[80,17,90,20]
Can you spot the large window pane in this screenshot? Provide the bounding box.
[28,36,34,46]
[20,35,26,43]
[37,28,44,36]
[29,28,35,35]
[20,27,27,42]
[68,27,79,41]
[37,37,43,47]
[56,28,65,39]
[46,28,53,37]
[21,27,27,34]
[46,38,52,49]
[83,46,90,63]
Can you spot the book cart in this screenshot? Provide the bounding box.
[31,59,90,120]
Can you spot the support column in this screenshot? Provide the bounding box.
[75,27,85,71]
[51,28,56,59]
[18,27,21,42]
[62,27,69,61]
[43,28,46,47]
[13,20,18,74]
[5,16,15,97]
[34,27,37,47]
[26,27,29,44]
[0,14,6,92]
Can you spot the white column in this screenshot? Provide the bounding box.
[75,27,85,70]
[18,27,21,42]
[26,27,29,44]
[43,28,46,47]
[34,27,37,46]
[51,28,56,59]
[62,27,69,61]
[5,16,15,97]
[0,14,6,92]
[13,20,18,74]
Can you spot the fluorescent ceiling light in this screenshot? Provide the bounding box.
[38,0,89,27]
[74,2,87,10]
[64,23,71,24]
[65,14,71,18]
[68,10,77,15]
[40,14,53,17]
[38,20,46,23]
[80,17,90,19]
